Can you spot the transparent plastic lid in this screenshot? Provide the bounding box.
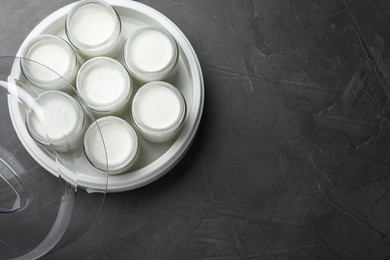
[0,57,109,260]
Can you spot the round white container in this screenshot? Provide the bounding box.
[124,26,179,82]
[11,0,204,192]
[65,0,123,58]
[77,57,132,117]
[132,81,186,142]
[84,116,139,174]
[20,35,79,91]
[25,91,85,153]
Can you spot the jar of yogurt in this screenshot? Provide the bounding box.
[124,26,179,82]
[21,35,80,91]
[84,116,139,174]
[77,57,132,117]
[25,91,86,152]
[65,0,123,58]
[131,81,186,142]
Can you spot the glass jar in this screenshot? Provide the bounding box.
[84,116,139,174]
[65,0,123,59]
[25,91,86,152]
[77,57,132,117]
[131,81,186,142]
[123,26,179,82]
[20,35,80,91]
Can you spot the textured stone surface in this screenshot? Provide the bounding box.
[1,0,390,259]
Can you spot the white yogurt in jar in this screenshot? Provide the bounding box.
[26,41,69,81]
[131,81,186,142]
[77,57,132,117]
[84,116,139,174]
[124,26,179,82]
[129,29,174,72]
[66,0,123,58]
[26,91,85,152]
[69,3,115,46]
[21,35,79,91]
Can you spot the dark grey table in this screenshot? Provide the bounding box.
[1,0,390,259]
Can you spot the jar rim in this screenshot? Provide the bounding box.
[131,81,186,137]
[65,0,122,51]
[84,116,139,172]
[76,57,132,112]
[123,26,179,81]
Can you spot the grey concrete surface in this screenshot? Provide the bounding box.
[1,0,390,259]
